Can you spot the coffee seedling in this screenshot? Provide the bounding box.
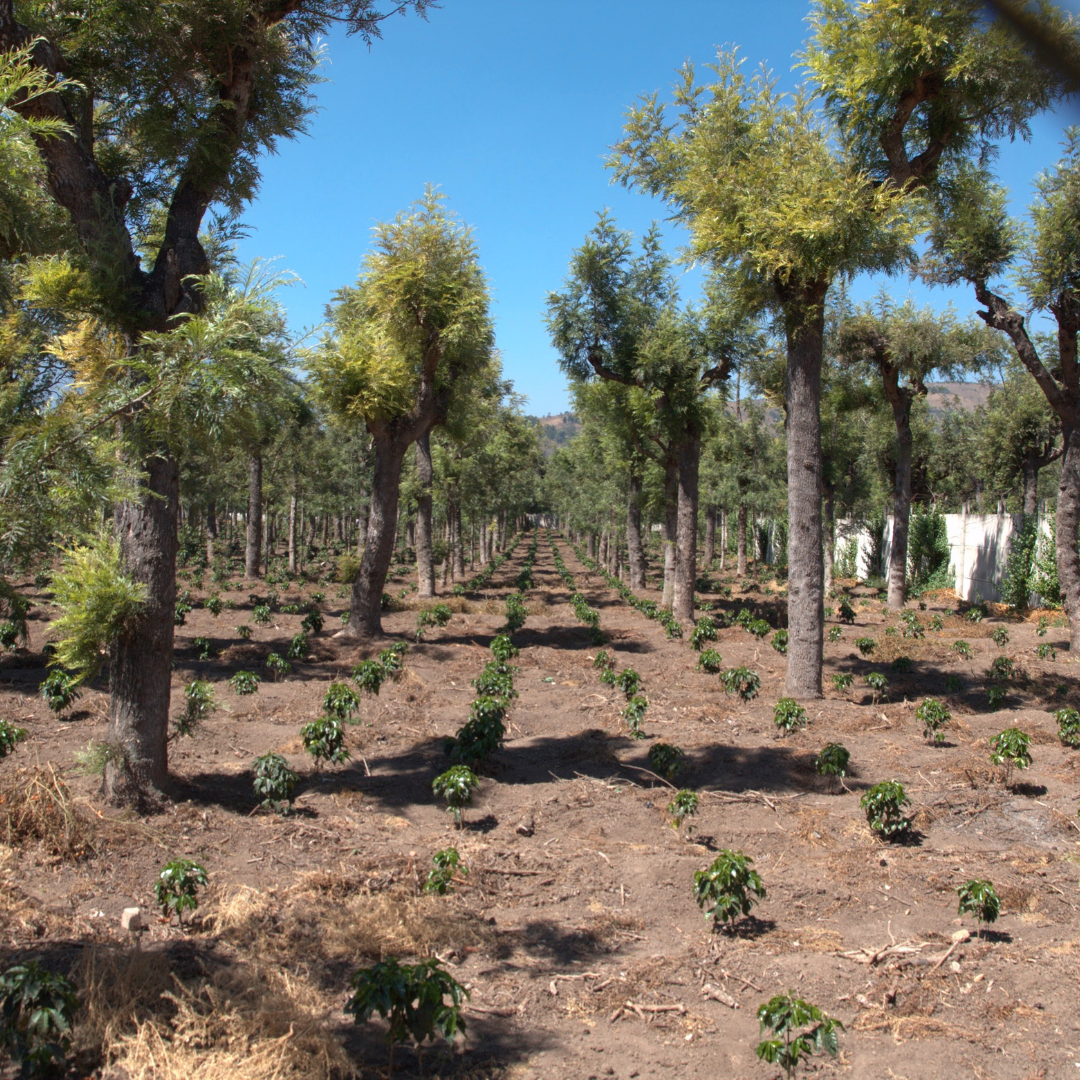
[900,611,924,638]
[0,960,79,1077]
[432,765,479,827]
[697,648,723,674]
[622,694,648,738]
[251,604,272,625]
[346,958,467,1076]
[891,655,914,673]
[40,670,80,716]
[154,858,208,925]
[173,601,192,626]
[447,698,507,769]
[990,727,1031,785]
[352,660,385,696]
[966,606,985,623]
[311,591,325,604]
[944,675,963,693]
[884,625,898,637]
[771,629,788,655]
[957,879,1000,939]
[747,618,771,639]
[916,697,950,744]
[599,666,617,686]
[287,632,310,661]
[987,684,1006,710]
[755,994,842,1080]
[503,593,527,632]
[648,742,685,781]
[989,655,1015,682]
[229,670,259,695]
[860,780,912,839]
[720,667,761,701]
[300,609,324,634]
[236,624,253,640]
[472,661,518,701]
[424,847,467,895]
[325,681,360,721]
[689,616,717,651]
[176,680,215,737]
[1036,642,1056,660]
[854,637,876,656]
[301,716,349,768]
[773,697,807,735]
[827,626,843,642]
[693,848,766,930]
[838,601,856,623]
[490,633,519,662]
[1056,706,1080,749]
[951,640,973,659]
[830,673,853,693]
[1036,616,1049,636]
[379,642,408,675]
[616,667,642,698]
[866,671,888,704]
[265,652,290,682]
[592,649,615,672]
[991,625,1009,648]
[252,752,299,813]
[191,636,214,661]
[205,596,223,616]
[815,742,850,784]
[928,613,944,631]
[667,789,699,832]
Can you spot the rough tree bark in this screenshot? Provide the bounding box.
[737,505,748,577]
[288,488,297,574]
[245,452,262,579]
[672,433,700,624]
[626,472,646,590]
[452,503,465,580]
[205,497,217,567]
[662,457,678,608]
[703,505,716,567]
[823,484,836,599]
[415,431,436,597]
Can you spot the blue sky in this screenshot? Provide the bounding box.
[237,0,1080,416]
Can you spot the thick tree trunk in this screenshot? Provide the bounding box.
[1057,424,1080,651]
[288,490,297,574]
[415,431,436,598]
[737,504,748,577]
[245,453,262,579]
[1022,456,1040,516]
[104,453,178,805]
[887,395,915,611]
[672,433,700,624]
[357,503,367,557]
[823,486,835,599]
[662,458,678,608]
[205,497,217,567]
[703,505,716,568]
[784,289,826,699]
[341,437,408,639]
[626,472,646,590]
[586,532,595,560]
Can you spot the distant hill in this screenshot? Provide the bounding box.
[924,381,991,415]
[528,412,581,456]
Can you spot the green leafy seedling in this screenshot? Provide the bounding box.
[287,632,310,661]
[1036,616,1049,636]
[154,858,208,925]
[944,675,963,693]
[773,697,807,735]
[697,648,723,674]
[860,780,911,839]
[205,596,223,617]
[0,719,28,759]
[176,679,215,737]
[755,993,842,1080]
[838,601,856,624]
[352,660,386,696]
[916,697,951,744]
[251,604,272,626]
[951,640,973,659]
[854,637,876,656]
[771,629,788,655]
[891,655,913,673]
[300,716,349,769]
[40,670,80,716]
[236,624,253,641]
[503,593,527,632]
[379,642,408,675]
[1056,706,1080,749]
[1036,642,1056,660]
[424,847,467,895]
[928,613,944,631]
[622,694,648,738]
[990,727,1031,786]
[966,607,985,623]
[747,618,771,639]
[991,625,1009,648]
[866,671,888,704]
[720,667,761,701]
[693,848,766,930]
[900,612,924,638]
[690,617,717,651]
[252,752,299,813]
[0,960,79,1077]
[325,681,360,721]
[432,765,479,827]
[830,672,853,693]
[815,743,850,787]
[648,742,686,781]
[592,649,615,672]
[957,879,1000,939]
[667,789,699,832]
[490,634,519,662]
[300,609,324,634]
[229,670,259,695]
[987,684,1006,711]
[191,636,214,661]
[472,662,517,701]
[345,958,468,1076]
[265,652,290,682]
[827,626,843,642]
[616,668,642,698]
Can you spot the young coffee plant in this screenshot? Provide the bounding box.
[40,670,80,716]
[771,629,788,655]
[490,633,519,662]
[1036,642,1056,660]
[252,752,299,813]
[432,765,479,827]
[986,684,1006,710]
[838,601,856,623]
[622,694,648,738]
[0,719,28,759]
[648,742,686,782]
[866,671,888,704]
[966,606,985,623]
[720,667,761,701]
[345,958,467,1075]
[265,652,290,682]
[755,994,842,1080]
[154,858,208,925]
[696,648,723,674]
[815,743,850,785]
[900,611,924,638]
[916,697,951,745]
[891,655,914,673]
[951,639,973,659]
[957,879,1001,939]
[830,672,853,693]
[667,789,699,832]
[0,960,79,1077]
[990,728,1032,785]
[689,616,717,651]
[300,609,324,634]
[447,703,506,769]
[251,604,272,626]
[503,593,527,633]
[1036,615,1050,636]
[175,680,215,737]
[301,716,350,769]
[424,847,467,895]
[236,623,253,640]
[827,626,843,642]
[928,613,944,631]
[991,625,1010,648]
[592,649,615,672]
[287,632,310,661]
[472,662,518,701]
[205,595,223,617]
[229,670,259,695]
[861,781,912,839]
[191,636,214,661]
[352,660,386,696]
[693,849,766,930]
[325,681,361,722]
[773,697,807,735]
[747,618,772,639]
[1056,706,1080,749]
[379,642,408,675]
[944,675,963,693]
[854,637,876,657]
[616,667,642,698]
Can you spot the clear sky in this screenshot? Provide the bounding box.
[236,0,1080,417]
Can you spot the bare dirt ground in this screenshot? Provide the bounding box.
[2,532,1079,1079]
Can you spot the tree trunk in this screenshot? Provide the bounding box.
[598,529,608,570]
[662,457,678,607]
[586,531,595,560]
[1058,424,1080,651]
[703,505,716,567]
[1022,455,1040,516]
[737,504,748,576]
[720,509,727,571]
[245,452,262,579]
[885,390,915,611]
[452,503,465,580]
[104,453,179,805]
[357,503,367,557]
[205,497,217,567]
[823,485,836,599]
[341,436,408,639]
[626,472,646,590]
[415,431,436,598]
[672,433,700,624]
[783,288,826,699]
[288,489,297,574]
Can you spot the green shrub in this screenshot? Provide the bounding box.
[592,649,615,672]
[771,629,788,654]
[251,604,272,625]
[324,681,360,721]
[337,554,361,584]
[900,611,924,638]
[720,667,760,700]
[352,660,385,696]
[747,618,771,638]
[432,765,479,827]
[1056,706,1080,748]
[957,879,1000,938]
[815,742,850,780]
[827,626,842,642]
[205,596,223,617]
[667,789,699,832]
[424,848,467,895]
[951,640,972,659]
[989,655,1015,682]
[265,652,290,682]
[647,743,685,781]
[236,624,253,640]
[379,642,408,675]
[472,662,517,701]
[991,625,1009,648]
[890,655,913,673]
[854,637,876,656]
[773,697,807,734]
[860,781,911,839]
[301,609,324,634]
[0,718,27,759]
[622,694,648,738]
[176,680,215,737]
[999,515,1038,610]
[154,858,208,924]
[191,636,214,661]
[301,716,349,768]
[689,617,717,651]
[916,697,950,744]
[866,671,887,703]
[693,849,766,929]
[830,673,853,692]
[838,601,856,624]
[944,675,963,693]
[490,633,519,662]
[987,684,1006,710]
[0,960,79,1077]
[755,994,842,1080]
[229,670,259,695]
[697,648,723,674]
[503,593,527,632]
[287,632,310,661]
[40,670,80,716]
[616,668,642,698]
[990,728,1031,784]
[252,752,299,813]
[927,613,944,631]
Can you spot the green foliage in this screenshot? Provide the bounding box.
[191,636,213,661]
[928,613,944,631]
[490,634,519,662]
[287,632,310,661]
[40,670,80,715]
[265,652,290,682]
[324,681,360,721]
[697,648,723,674]
[1055,707,1080,749]
[432,765,479,826]
[1036,642,1056,660]
[503,593,527,633]
[916,698,951,744]
[352,660,385,696]
[592,649,614,672]
[447,702,506,769]
[236,624,253,641]
[991,625,1010,648]
[616,667,642,698]
[345,958,468,1068]
[252,752,299,813]
[46,532,146,681]
[622,694,648,738]
[815,742,850,779]
[647,742,686,781]
[154,859,208,924]
[890,655,913,673]
[667,789,699,831]
[989,655,1015,682]
[951,640,973,659]
[860,781,912,840]
[300,716,349,768]
[205,595,223,617]
[830,672,853,692]
[773,697,807,735]
[907,508,951,591]
[689,616,717,651]
[827,626,843,642]
[379,642,408,675]
[747,618,771,639]
[1000,516,1039,610]
[424,848,467,895]
[957,879,1000,937]
[0,960,79,1078]
[987,684,1006,711]
[899,611,924,639]
[693,849,766,929]
[755,993,842,1080]
[854,636,876,656]
[300,609,324,634]
[838,601,856,624]
[251,604,272,625]
[990,728,1031,783]
[599,667,618,686]
[229,670,259,696]
[944,675,963,694]
[176,680,214,737]
[0,718,27,759]
[966,606,985,623]
[720,667,760,701]
[771,629,788,655]
[471,661,518,701]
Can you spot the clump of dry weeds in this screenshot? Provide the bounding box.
[1,762,98,860]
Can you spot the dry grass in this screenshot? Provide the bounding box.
[0,762,98,860]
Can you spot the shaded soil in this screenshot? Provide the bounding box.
[2,533,1079,1078]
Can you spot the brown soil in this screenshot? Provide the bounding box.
[2,534,1079,1079]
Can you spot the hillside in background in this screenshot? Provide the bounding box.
[529,412,581,455]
